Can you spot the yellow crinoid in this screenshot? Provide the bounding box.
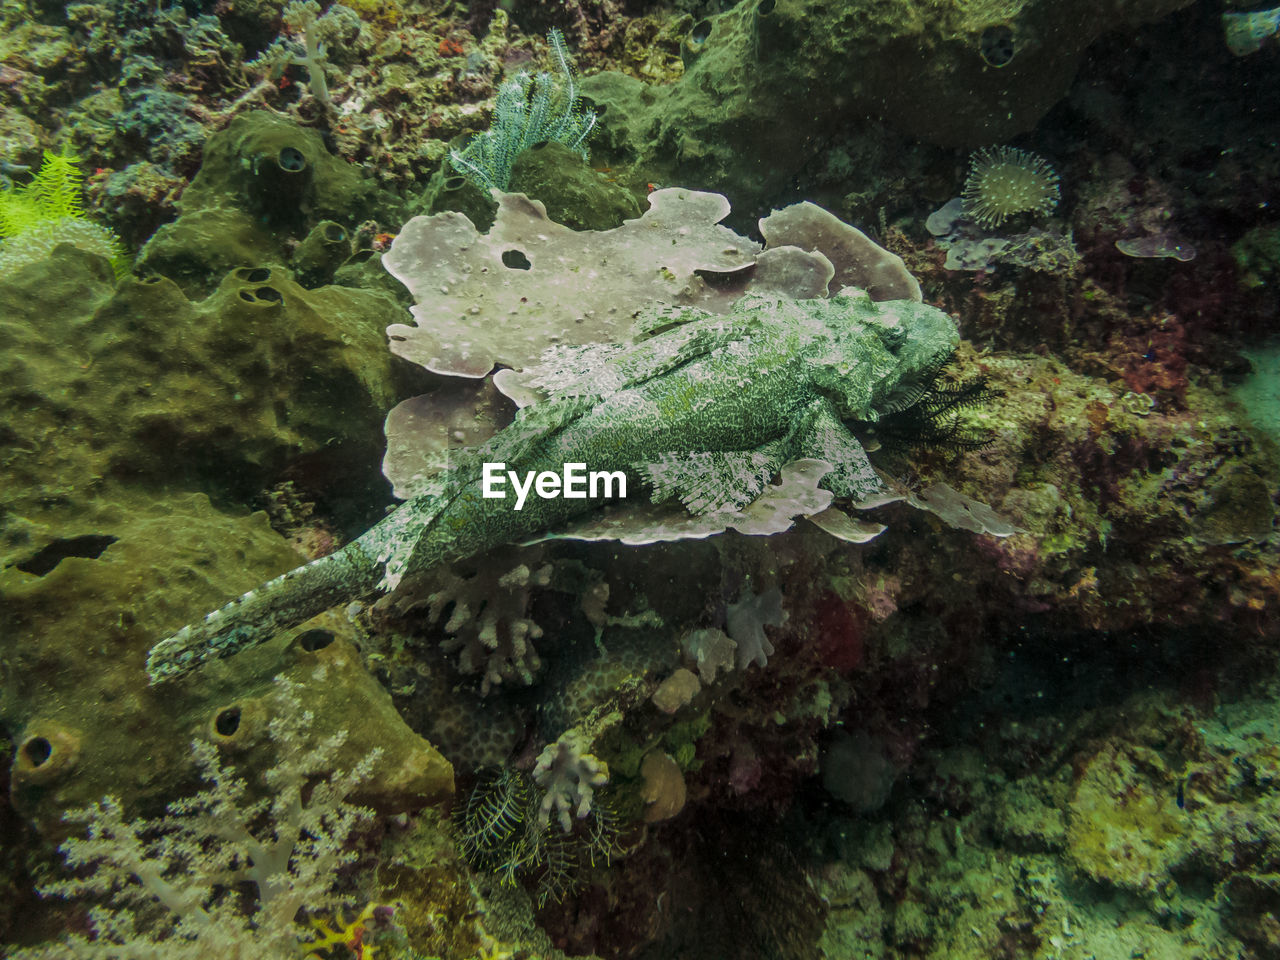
[0,147,86,236]
[0,147,125,277]
[303,902,381,958]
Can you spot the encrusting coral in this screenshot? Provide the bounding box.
[639,751,686,823]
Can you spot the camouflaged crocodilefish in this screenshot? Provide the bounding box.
[146,291,959,683]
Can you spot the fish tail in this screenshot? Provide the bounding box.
[146,543,380,684]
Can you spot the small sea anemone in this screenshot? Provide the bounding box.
[962,146,1060,229]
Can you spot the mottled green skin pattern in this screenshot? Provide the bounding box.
[147,292,958,683]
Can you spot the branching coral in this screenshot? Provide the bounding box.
[532,729,609,834]
[426,555,552,695]
[246,1,363,110]
[379,545,609,696]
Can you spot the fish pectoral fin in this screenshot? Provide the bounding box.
[795,400,885,502]
[638,441,787,516]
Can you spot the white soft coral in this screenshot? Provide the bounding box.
[11,678,378,958]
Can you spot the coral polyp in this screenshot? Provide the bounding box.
[962,145,1060,228]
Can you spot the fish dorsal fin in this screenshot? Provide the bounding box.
[481,394,597,466]
[511,308,761,405]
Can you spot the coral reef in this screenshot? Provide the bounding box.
[146,207,964,683]
[1,0,1279,956]
[134,110,388,297]
[582,0,1195,218]
[382,187,920,378]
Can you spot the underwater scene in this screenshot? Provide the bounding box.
[2,0,1280,956]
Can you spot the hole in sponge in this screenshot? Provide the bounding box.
[16,535,118,576]
[214,706,242,737]
[298,628,337,652]
[980,24,1016,67]
[278,146,307,172]
[501,249,532,270]
[21,736,52,768]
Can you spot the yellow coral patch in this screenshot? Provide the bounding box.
[303,902,380,958]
